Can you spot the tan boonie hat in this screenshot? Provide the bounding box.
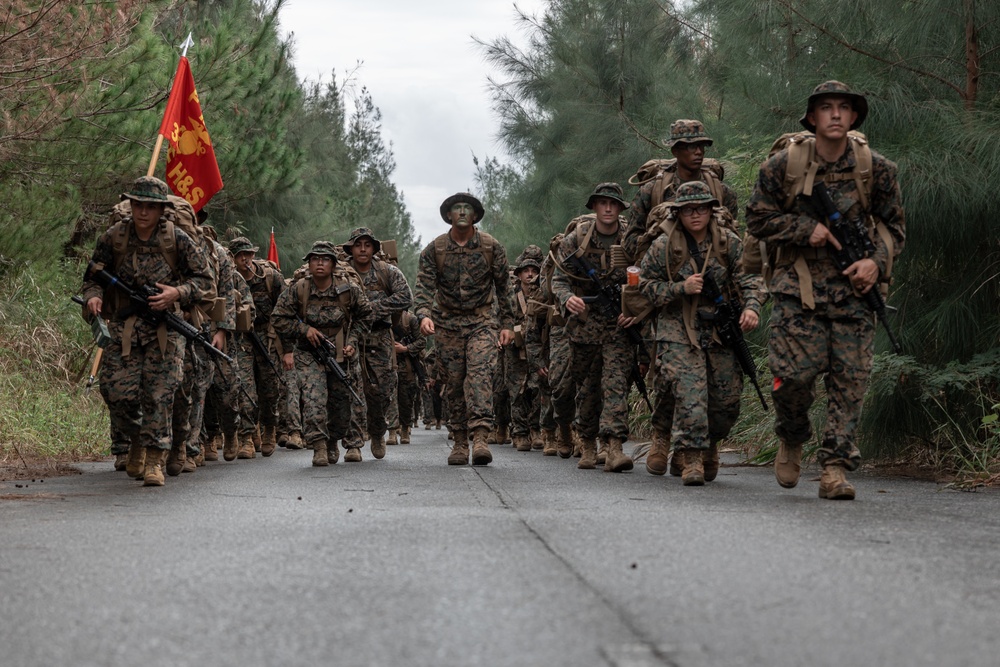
[668,181,720,209]
[666,119,714,148]
[121,176,174,205]
[229,237,258,254]
[439,193,485,224]
[585,182,630,210]
[514,245,542,274]
[342,227,381,254]
[302,240,339,262]
[800,80,868,132]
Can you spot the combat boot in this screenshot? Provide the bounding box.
[327,440,340,464]
[577,436,598,470]
[775,440,803,488]
[252,425,262,452]
[113,453,128,472]
[222,431,239,461]
[261,425,277,457]
[238,434,256,459]
[530,429,544,450]
[496,424,511,444]
[556,423,573,459]
[277,431,289,448]
[448,430,469,465]
[286,431,304,450]
[142,447,166,487]
[471,428,493,466]
[435,418,442,430]
[681,449,705,486]
[204,435,220,461]
[125,441,146,479]
[542,429,557,456]
[596,439,608,466]
[311,440,329,467]
[400,426,411,444]
[344,447,362,463]
[182,455,197,473]
[424,419,431,430]
[703,442,720,482]
[193,444,206,467]
[645,430,669,476]
[487,428,499,444]
[572,430,583,458]
[166,444,185,477]
[387,429,399,446]
[603,437,634,473]
[818,464,856,500]
[371,436,386,460]
[668,449,684,477]
[514,434,532,452]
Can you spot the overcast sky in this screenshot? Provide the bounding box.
[277,0,545,245]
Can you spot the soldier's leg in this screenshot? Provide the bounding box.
[100,339,143,479]
[340,357,367,462]
[283,364,305,448]
[252,345,281,455]
[234,336,259,458]
[649,342,676,476]
[397,376,417,443]
[139,335,186,486]
[436,328,469,432]
[296,352,330,453]
[508,353,532,450]
[818,307,874,471]
[168,341,198,475]
[598,336,633,473]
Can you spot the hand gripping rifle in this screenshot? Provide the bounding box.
[84,262,234,364]
[562,253,653,412]
[246,329,286,386]
[310,332,364,405]
[392,323,428,387]
[811,183,903,354]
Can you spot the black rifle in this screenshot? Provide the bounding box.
[312,334,363,405]
[562,253,653,412]
[245,329,286,386]
[392,324,428,387]
[85,262,233,364]
[811,183,903,354]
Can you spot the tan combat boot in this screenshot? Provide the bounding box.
[222,431,239,461]
[344,447,362,463]
[166,443,185,477]
[311,440,329,467]
[556,423,573,459]
[514,434,532,452]
[603,437,634,473]
[645,430,669,476]
[448,430,469,465]
[252,425,262,452]
[577,436,598,469]
[572,430,583,458]
[286,431,304,450]
[424,420,432,431]
[703,442,720,482]
[596,439,608,466]
[530,429,544,450]
[204,434,220,461]
[435,418,442,430]
[400,426,411,444]
[496,424,511,444]
[471,428,493,465]
[819,464,856,500]
[371,436,386,460]
[680,449,705,486]
[487,428,499,444]
[193,443,206,467]
[542,429,557,456]
[182,454,197,473]
[126,441,146,479]
[775,440,803,488]
[387,429,398,446]
[113,453,128,471]
[261,425,277,457]
[668,449,684,477]
[142,447,166,487]
[328,440,340,464]
[238,434,256,459]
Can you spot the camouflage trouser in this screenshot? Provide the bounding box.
[251,334,281,428]
[563,335,632,441]
[768,295,870,470]
[422,384,436,422]
[296,348,364,448]
[493,347,511,428]
[360,329,396,441]
[386,387,399,432]
[109,421,132,456]
[99,331,185,451]
[280,364,303,436]
[437,322,498,433]
[233,336,258,436]
[397,372,419,429]
[172,340,215,457]
[203,333,241,439]
[654,340,742,451]
[507,348,538,437]
[547,326,576,427]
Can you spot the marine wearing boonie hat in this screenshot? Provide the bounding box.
[302,240,339,261]
[665,119,714,148]
[342,227,382,254]
[121,176,174,206]
[228,237,258,255]
[800,80,868,132]
[585,182,630,210]
[439,193,485,223]
[668,181,720,210]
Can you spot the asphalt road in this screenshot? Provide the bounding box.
[2,426,998,667]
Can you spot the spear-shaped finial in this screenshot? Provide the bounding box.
[180,32,194,57]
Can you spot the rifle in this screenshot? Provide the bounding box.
[72,295,109,390]
[311,333,364,405]
[811,183,903,354]
[245,329,286,385]
[392,323,428,387]
[85,262,234,364]
[562,253,653,412]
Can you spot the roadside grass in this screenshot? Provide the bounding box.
[0,259,109,467]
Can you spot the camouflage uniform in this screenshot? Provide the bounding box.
[82,176,214,485]
[393,310,425,442]
[746,81,905,494]
[639,182,766,482]
[272,242,373,462]
[344,227,413,457]
[550,183,640,471]
[413,193,513,464]
[421,343,443,428]
[508,249,543,450]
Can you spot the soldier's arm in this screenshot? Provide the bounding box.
[82,233,115,304]
[412,244,436,321]
[729,232,767,314]
[217,250,237,331]
[175,231,215,307]
[373,264,413,319]
[270,287,302,350]
[723,183,740,224]
[638,235,685,308]
[868,155,906,276]
[348,284,374,350]
[493,244,514,331]
[745,152,817,246]
[621,184,651,261]
[405,318,425,355]
[549,234,578,313]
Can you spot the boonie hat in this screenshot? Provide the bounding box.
[302,240,339,262]
[666,119,714,148]
[342,227,381,254]
[440,193,485,224]
[121,176,174,205]
[585,182,630,210]
[229,237,258,254]
[800,80,868,132]
[668,181,720,210]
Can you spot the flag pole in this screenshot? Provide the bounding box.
[148,33,195,177]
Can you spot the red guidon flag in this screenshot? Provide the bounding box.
[267,228,280,269]
[158,56,223,211]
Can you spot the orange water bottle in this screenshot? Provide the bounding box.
[626,266,640,286]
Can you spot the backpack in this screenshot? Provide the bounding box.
[433,230,496,274]
[629,158,727,210]
[632,199,738,266]
[294,265,356,361]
